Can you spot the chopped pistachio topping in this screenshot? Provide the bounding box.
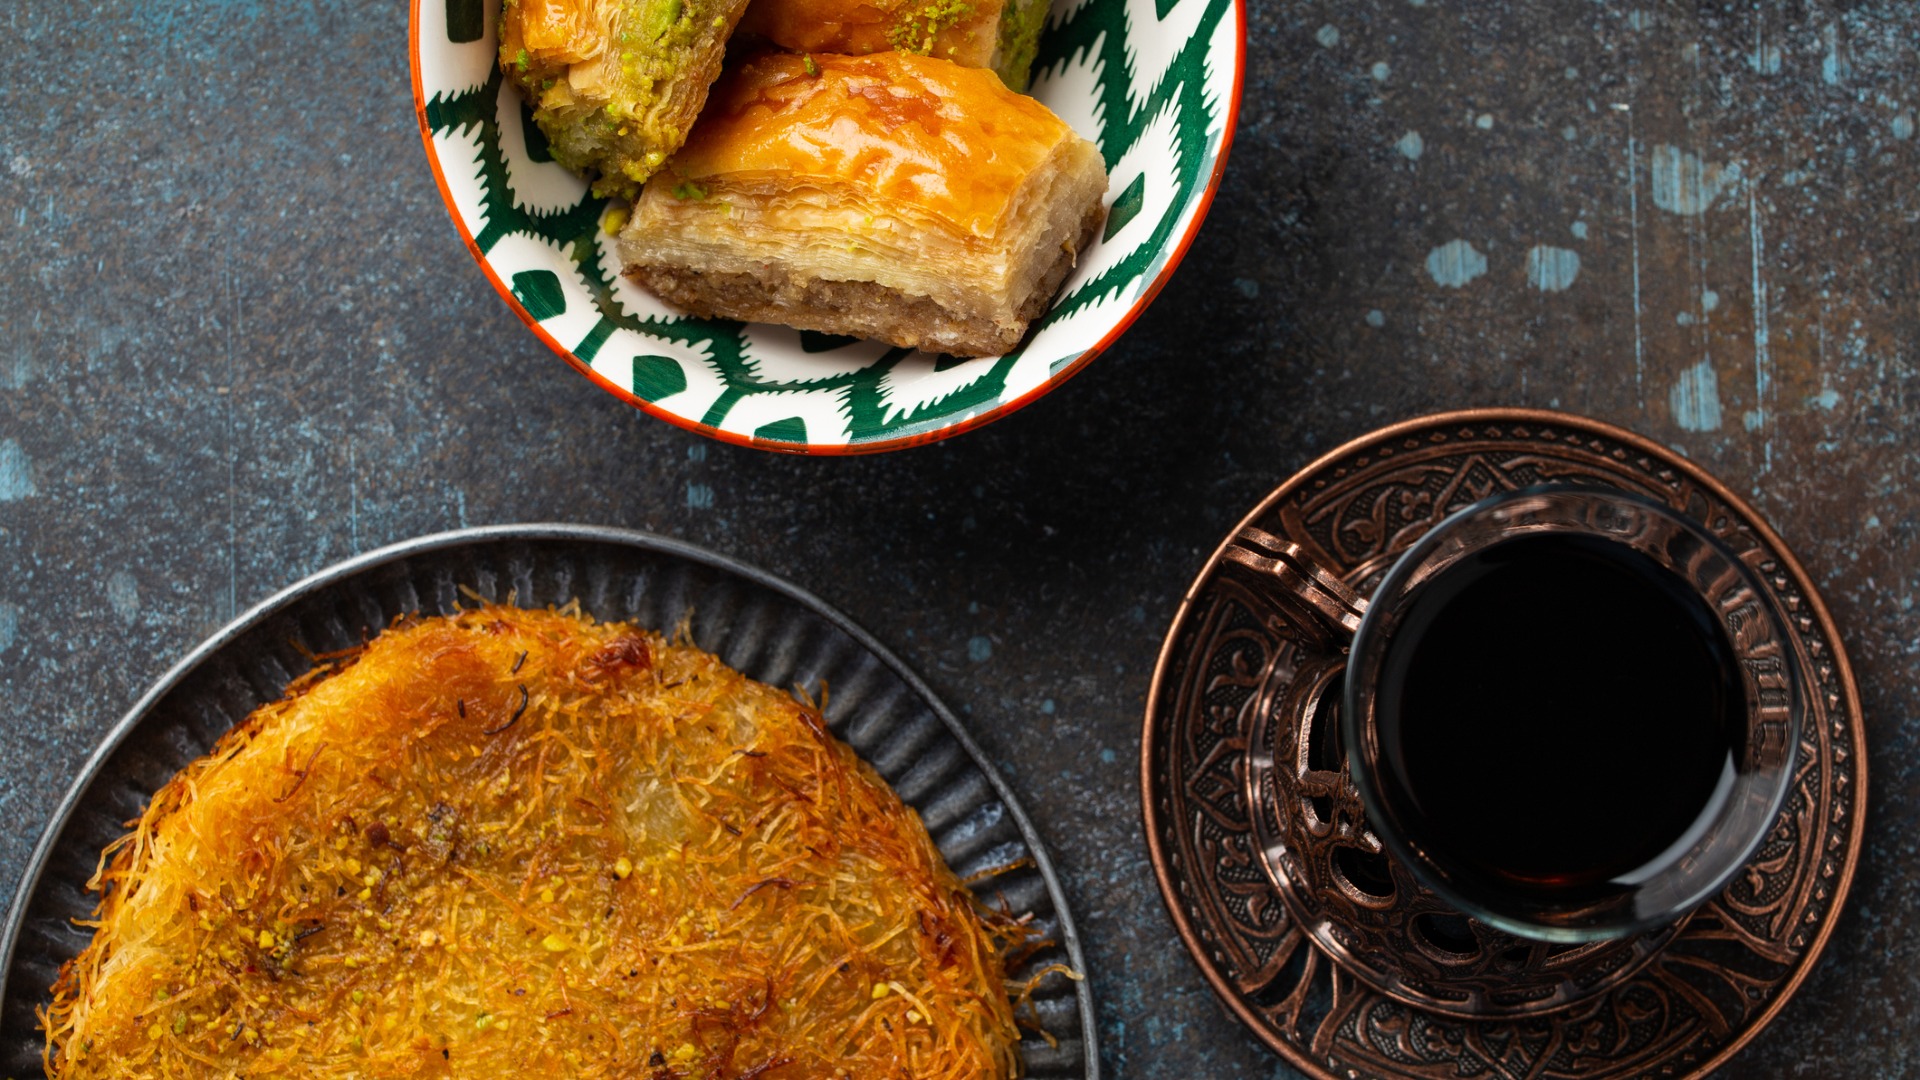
[886,0,975,55]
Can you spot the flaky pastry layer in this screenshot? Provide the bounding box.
[620,52,1109,356]
[500,0,751,197]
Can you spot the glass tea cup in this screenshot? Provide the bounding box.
[1226,485,1802,942]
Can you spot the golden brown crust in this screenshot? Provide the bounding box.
[43,606,1024,1079]
[666,51,1076,238]
[736,0,1006,71]
[629,197,1103,356]
[499,0,752,197]
[733,0,1049,91]
[619,52,1109,355]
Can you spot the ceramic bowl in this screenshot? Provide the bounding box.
[410,0,1244,453]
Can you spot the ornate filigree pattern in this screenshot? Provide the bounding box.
[1144,411,1865,1080]
[1234,568,1683,1018]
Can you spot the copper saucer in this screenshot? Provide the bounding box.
[1142,409,1866,1079]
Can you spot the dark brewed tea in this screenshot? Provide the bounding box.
[1376,532,1745,899]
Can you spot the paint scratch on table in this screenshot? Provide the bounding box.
[1748,188,1773,472]
[0,439,34,501]
[1821,23,1852,85]
[1623,110,1645,405]
[108,571,140,623]
[1749,23,1782,76]
[349,438,360,551]
[223,257,240,621]
[1671,357,1723,431]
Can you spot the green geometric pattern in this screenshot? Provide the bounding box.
[416,0,1239,451]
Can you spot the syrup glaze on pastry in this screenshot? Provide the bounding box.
[499,0,752,198]
[621,51,1109,357]
[736,0,1049,91]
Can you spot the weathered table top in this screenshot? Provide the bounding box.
[2,1,1913,1076]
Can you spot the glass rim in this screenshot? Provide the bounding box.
[1340,484,1804,942]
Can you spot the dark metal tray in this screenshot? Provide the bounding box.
[1,525,1097,1077]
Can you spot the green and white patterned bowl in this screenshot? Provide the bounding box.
[411,0,1244,454]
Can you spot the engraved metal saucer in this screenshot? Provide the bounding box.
[1142,409,1866,1079]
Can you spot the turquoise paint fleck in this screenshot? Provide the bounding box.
[1670,358,1724,432]
[1649,145,1741,215]
[1395,131,1424,160]
[1426,240,1487,288]
[0,440,35,501]
[1822,25,1852,85]
[1315,24,1339,47]
[107,571,139,622]
[1526,245,1581,291]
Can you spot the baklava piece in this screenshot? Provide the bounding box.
[736,0,1050,91]
[499,0,752,197]
[620,52,1109,357]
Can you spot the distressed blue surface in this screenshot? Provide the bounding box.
[1,0,1917,1076]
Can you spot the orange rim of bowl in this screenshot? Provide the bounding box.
[407,0,1248,455]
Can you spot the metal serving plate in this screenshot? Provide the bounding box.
[0,524,1097,1077]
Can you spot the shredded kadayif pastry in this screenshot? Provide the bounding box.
[43,604,1028,1078]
